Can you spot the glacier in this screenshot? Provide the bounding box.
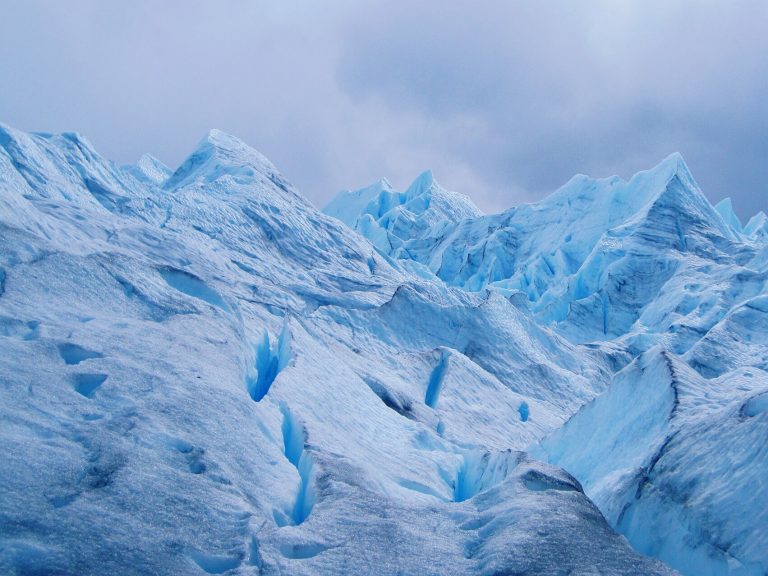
[328,156,768,575]
[0,121,765,575]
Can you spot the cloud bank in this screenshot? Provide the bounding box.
[1,0,765,219]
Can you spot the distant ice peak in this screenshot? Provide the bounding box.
[404,169,438,199]
[163,128,291,193]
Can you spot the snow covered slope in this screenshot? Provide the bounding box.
[327,154,768,576]
[0,123,675,575]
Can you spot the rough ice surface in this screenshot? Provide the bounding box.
[325,169,482,254]
[744,210,768,240]
[535,351,768,576]
[331,150,768,576]
[1,120,765,575]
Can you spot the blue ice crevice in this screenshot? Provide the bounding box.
[518,401,530,422]
[246,323,292,402]
[279,404,316,525]
[425,348,451,409]
[454,450,522,502]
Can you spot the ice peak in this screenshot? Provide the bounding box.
[661,151,685,167]
[374,177,394,192]
[653,152,696,186]
[619,152,714,216]
[405,169,438,199]
[0,123,53,153]
[745,210,768,238]
[201,128,249,151]
[714,197,743,233]
[630,153,740,241]
[550,153,697,211]
[715,197,734,211]
[200,129,280,173]
[60,130,95,149]
[165,128,283,190]
[324,178,396,227]
[0,122,64,148]
[323,169,481,235]
[0,122,24,151]
[0,121,15,141]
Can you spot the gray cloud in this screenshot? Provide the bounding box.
[1,0,766,220]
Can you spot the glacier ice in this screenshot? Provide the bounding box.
[325,169,482,255]
[329,149,768,575]
[744,210,768,239]
[715,197,744,233]
[1,119,765,575]
[536,350,768,576]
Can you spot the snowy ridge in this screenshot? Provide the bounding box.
[0,123,675,575]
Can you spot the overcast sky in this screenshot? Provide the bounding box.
[1,1,766,220]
